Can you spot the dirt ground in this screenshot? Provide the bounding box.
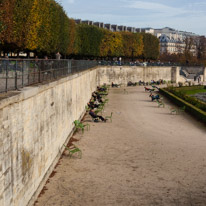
[34,86,206,206]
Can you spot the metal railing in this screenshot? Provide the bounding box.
[98,60,205,67]
[0,59,97,93]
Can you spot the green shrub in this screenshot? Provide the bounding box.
[166,86,206,112]
[160,88,206,124]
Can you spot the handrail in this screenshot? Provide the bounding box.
[0,59,98,93]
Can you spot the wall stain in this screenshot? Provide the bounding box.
[21,149,33,179]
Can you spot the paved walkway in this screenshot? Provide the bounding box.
[35,86,206,206]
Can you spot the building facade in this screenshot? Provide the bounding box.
[156,28,197,55]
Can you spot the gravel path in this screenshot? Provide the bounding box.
[35,86,206,206]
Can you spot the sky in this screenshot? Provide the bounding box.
[60,0,206,36]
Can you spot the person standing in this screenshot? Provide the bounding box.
[119,57,122,65]
[55,52,61,60]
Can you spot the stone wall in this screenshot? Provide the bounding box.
[0,65,179,206]
[0,68,98,206]
[204,68,206,82]
[98,66,174,85]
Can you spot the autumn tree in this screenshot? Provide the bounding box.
[67,19,76,56]
[142,33,159,60]
[46,0,61,54]
[100,30,123,57]
[133,33,144,57]
[13,0,34,50]
[0,0,163,60]
[25,0,42,51]
[0,0,16,51]
[56,8,70,55]
[36,0,52,53]
[24,0,71,55]
[121,32,143,59]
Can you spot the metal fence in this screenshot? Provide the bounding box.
[98,60,204,67]
[0,59,98,93]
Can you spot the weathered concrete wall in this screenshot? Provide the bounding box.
[0,65,179,206]
[143,66,174,83]
[0,68,98,206]
[178,75,187,83]
[97,66,174,85]
[204,68,206,82]
[171,67,181,83]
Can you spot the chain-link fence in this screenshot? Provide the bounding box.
[0,59,97,93]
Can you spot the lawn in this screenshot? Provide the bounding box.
[184,89,206,95]
[176,86,206,95]
[165,85,206,112]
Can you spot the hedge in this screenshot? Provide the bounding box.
[159,88,206,124]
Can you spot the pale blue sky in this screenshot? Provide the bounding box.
[60,0,206,35]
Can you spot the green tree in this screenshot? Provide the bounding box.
[25,0,42,51]
[57,9,70,55]
[133,33,144,57]
[13,0,34,50]
[75,24,104,57]
[46,0,61,54]
[67,19,76,55]
[142,33,159,60]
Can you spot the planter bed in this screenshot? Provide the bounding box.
[159,88,206,124]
